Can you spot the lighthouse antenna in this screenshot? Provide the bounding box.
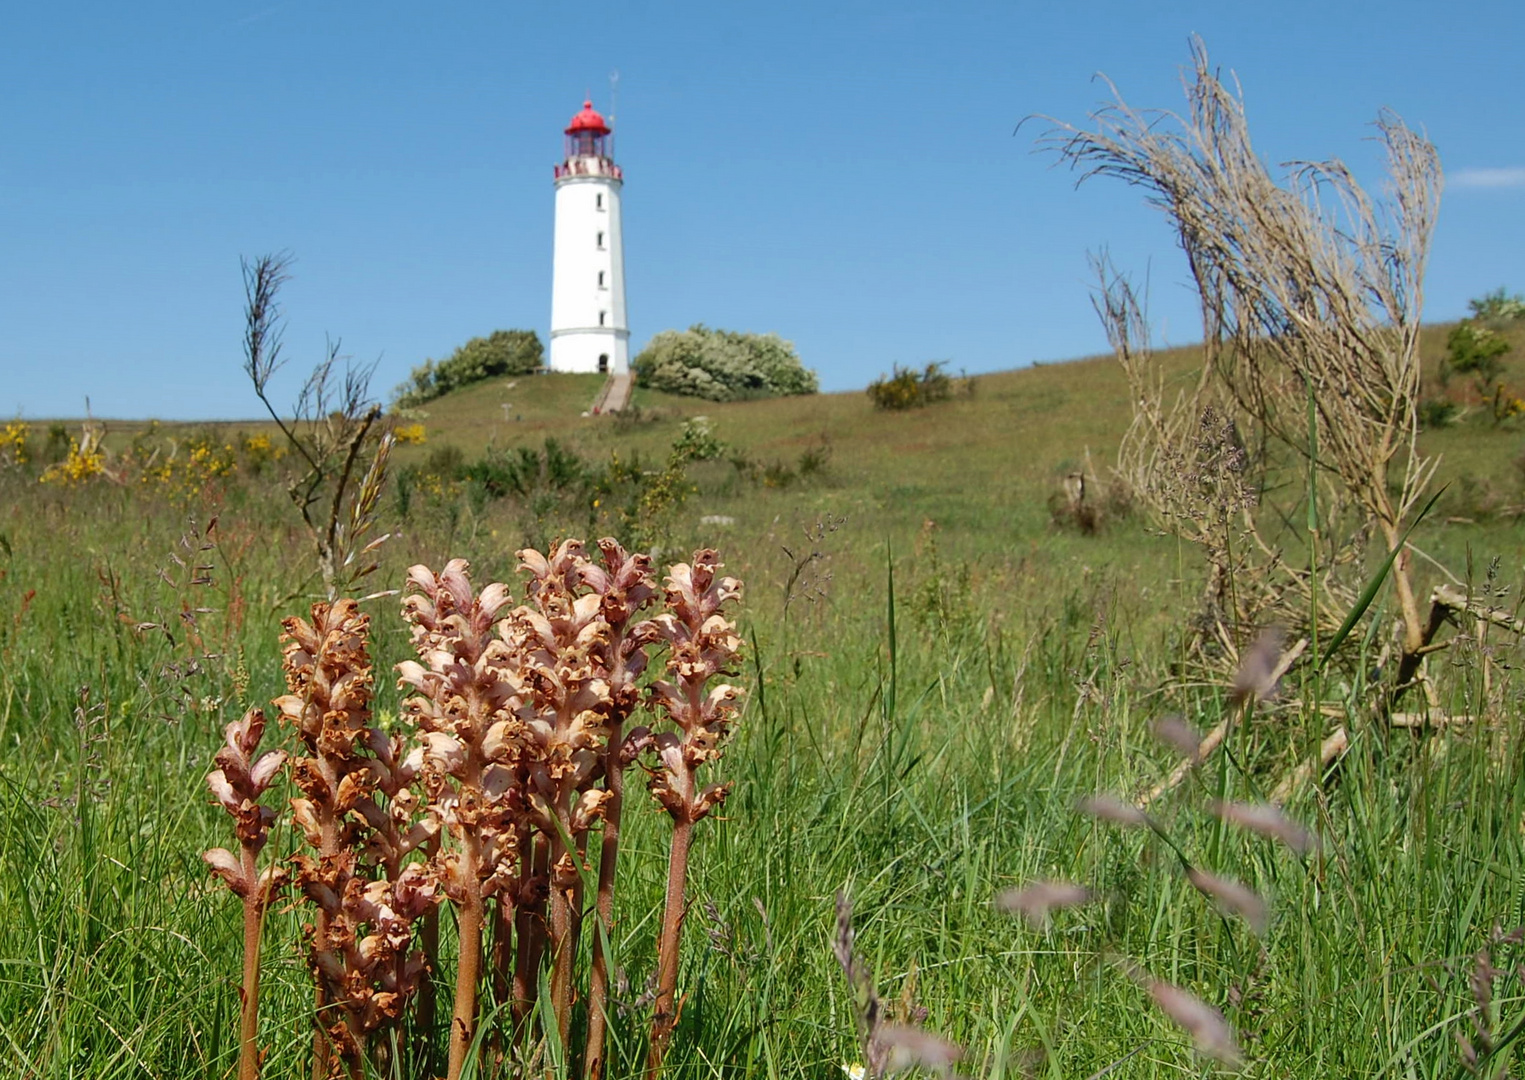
[608,69,619,158]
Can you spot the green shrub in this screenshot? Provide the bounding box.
[1446,322,1510,385]
[393,329,544,408]
[1469,287,1525,323]
[867,362,953,410]
[632,325,817,402]
[1418,397,1460,429]
[670,417,727,462]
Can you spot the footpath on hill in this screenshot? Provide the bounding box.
[590,372,633,413]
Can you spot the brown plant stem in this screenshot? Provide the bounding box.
[491,896,515,1015]
[238,851,263,1080]
[416,906,439,1076]
[548,804,577,1051]
[647,813,693,1077]
[514,835,550,1032]
[582,722,625,1080]
[448,890,485,1080]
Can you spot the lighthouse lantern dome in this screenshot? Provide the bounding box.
[564,100,612,159]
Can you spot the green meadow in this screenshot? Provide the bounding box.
[3,317,1525,1078]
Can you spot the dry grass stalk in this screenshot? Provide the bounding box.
[241,252,394,600]
[833,893,964,1080]
[203,707,288,1080]
[1139,636,1306,808]
[1048,40,1443,693]
[1268,727,1349,806]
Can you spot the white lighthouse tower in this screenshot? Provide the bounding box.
[549,100,628,374]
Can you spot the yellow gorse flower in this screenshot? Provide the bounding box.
[393,422,427,445]
[0,421,30,466]
[40,438,106,485]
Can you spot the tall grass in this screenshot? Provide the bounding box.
[1,414,1523,1077]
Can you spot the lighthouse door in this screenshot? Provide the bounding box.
[598,354,609,374]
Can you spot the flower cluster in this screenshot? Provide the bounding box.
[139,441,236,501]
[636,550,745,827]
[39,437,106,485]
[279,599,436,1077]
[203,707,287,899]
[201,540,743,1080]
[0,421,29,467]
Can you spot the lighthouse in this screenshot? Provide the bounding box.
[549,100,628,374]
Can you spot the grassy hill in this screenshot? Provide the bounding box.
[379,318,1525,577]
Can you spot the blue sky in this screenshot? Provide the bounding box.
[3,1,1522,419]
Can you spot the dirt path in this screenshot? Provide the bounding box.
[590,372,633,413]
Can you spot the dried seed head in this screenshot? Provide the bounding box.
[1078,794,1151,828]
[1211,800,1318,854]
[1151,714,1204,758]
[1230,626,1286,706]
[1186,867,1269,934]
[995,879,1093,928]
[875,1024,964,1078]
[1147,979,1243,1065]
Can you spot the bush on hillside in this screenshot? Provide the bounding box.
[1469,287,1525,324]
[393,329,544,408]
[632,325,817,401]
[1445,322,1510,385]
[866,362,954,410]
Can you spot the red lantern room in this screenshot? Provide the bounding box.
[564,100,612,161]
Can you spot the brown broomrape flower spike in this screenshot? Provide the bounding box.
[204,706,287,1080]
[583,539,660,1080]
[398,559,521,1080]
[509,539,624,1050]
[640,549,744,1076]
[279,599,433,1079]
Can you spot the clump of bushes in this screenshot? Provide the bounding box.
[1469,287,1525,323]
[633,324,818,401]
[727,434,831,490]
[866,362,964,410]
[392,329,544,408]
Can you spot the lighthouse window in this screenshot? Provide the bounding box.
[597,271,605,288]
[599,310,607,326]
[595,193,604,210]
[596,231,605,249]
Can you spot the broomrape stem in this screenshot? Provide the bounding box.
[416,907,439,1076]
[647,814,693,1077]
[583,721,626,1080]
[514,833,551,1040]
[549,863,576,1049]
[238,852,263,1080]
[448,891,485,1080]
